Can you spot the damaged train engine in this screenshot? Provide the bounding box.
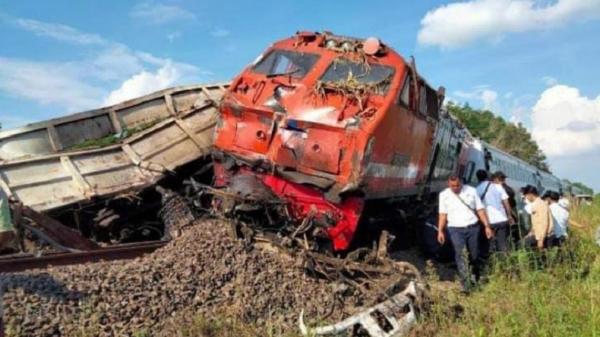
[210,32,463,252]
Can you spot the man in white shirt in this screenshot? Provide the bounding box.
[558,193,570,211]
[438,175,493,292]
[548,191,569,245]
[476,170,514,254]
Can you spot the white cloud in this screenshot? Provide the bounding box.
[91,44,146,81]
[0,57,105,111]
[508,105,528,125]
[14,18,106,45]
[167,31,181,42]
[532,84,600,157]
[104,56,203,105]
[210,28,230,38]
[104,62,181,105]
[130,3,196,25]
[418,0,600,48]
[0,15,206,124]
[451,87,536,126]
[542,76,559,86]
[480,89,498,111]
[454,86,499,111]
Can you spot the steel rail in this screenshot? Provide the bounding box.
[0,241,167,273]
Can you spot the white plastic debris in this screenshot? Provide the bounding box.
[299,281,421,337]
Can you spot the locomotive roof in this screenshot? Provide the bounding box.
[280,31,442,94]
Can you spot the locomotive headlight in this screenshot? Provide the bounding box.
[341,41,353,52]
[325,39,337,49]
[363,37,382,56]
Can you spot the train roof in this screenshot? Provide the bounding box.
[477,140,535,169]
[446,110,563,185]
[465,135,562,184]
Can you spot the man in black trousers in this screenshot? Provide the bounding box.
[437,175,493,293]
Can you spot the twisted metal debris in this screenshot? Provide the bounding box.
[299,281,421,337]
[1,220,421,337]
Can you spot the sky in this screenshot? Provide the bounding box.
[0,0,599,191]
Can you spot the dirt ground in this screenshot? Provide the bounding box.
[1,219,440,337]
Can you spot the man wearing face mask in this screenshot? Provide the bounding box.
[437,175,493,292]
[521,185,553,250]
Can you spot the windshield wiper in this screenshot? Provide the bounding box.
[266,68,300,78]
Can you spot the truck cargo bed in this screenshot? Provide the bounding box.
[0,83,228,212]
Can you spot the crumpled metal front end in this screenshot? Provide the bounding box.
[211,160,364,251]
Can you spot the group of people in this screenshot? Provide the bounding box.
[437,170,570,292]
[521,185,570,249]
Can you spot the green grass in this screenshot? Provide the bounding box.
[66,119,162,151]
[415,197,600,337]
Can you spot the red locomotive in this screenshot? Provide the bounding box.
[212,32,459,251]
[211,31,561,252]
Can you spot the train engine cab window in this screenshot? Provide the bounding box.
[319,58,395,95]
[419,84,439,119]
[425,86,439,119]
[397,75,439,120]
[398,76,411,107]
[253,50,320,79]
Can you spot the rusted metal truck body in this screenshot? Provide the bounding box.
[0,84,227,212]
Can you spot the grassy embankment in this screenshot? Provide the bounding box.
[416,197,600,337]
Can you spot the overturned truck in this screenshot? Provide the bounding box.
[0,83,227,255]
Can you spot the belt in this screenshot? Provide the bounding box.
[448,222,479,229]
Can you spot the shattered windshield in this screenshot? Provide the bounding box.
[252,49,320,79]
[319,58,395,95]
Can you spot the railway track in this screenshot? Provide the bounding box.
[0,240,166,273]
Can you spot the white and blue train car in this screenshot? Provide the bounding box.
[461,139,546,193]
